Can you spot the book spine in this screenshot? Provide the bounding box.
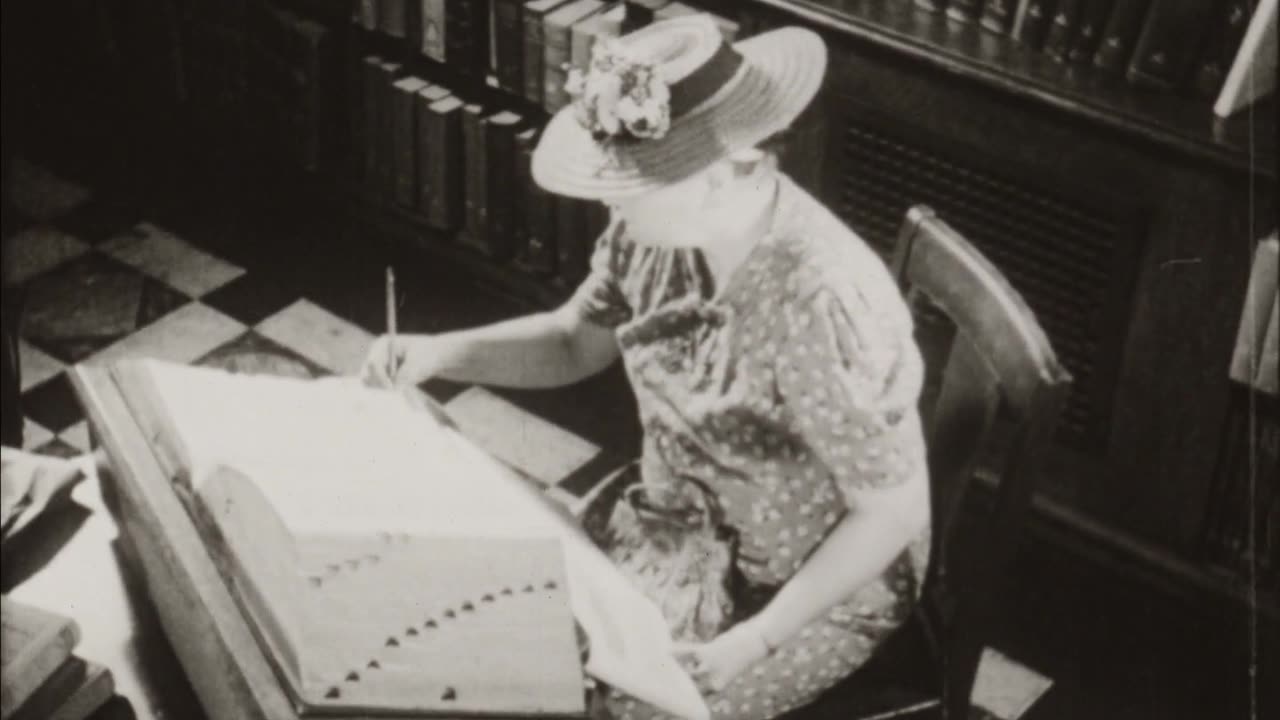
[1192,1,1255,96]
[362,56,385,188]
[427,104,465,229]
[1012,0,1058,49]
[1257,295,1279,395]
[571,19,595,75]
[1229,237,1279,387]
[512,128,537,269]
[446,0,472,72]
[486,121,519,260]
[375,63,404,198]
[1066,0,1115,64]
[462,105,489,251]
[544,15,575,112]
[416,94,435,214]
[495,0,525,93]
[1044,0,1083,61]
[524,5,548,104]
[356,0,380,30]
[1126,0,1218,89]
[421,0,448,61]
[1092,0,1150,71]
[981,0,1018,33]
[472,0,493,80]
[391,82,419,207]
[947,0,985,24]
[380,0,408,37]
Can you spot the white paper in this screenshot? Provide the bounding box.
[137,360,709,720]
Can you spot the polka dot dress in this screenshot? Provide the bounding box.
[573,175,932,720]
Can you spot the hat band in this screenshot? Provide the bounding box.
[668,40,744,119]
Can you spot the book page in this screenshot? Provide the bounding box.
[134,360,708,720]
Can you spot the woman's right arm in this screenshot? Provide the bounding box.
[360,301,620,390]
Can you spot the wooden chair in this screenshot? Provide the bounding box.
[786,206,1074,719]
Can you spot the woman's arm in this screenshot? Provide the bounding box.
[742,467,930,650]
[361,302,620,389]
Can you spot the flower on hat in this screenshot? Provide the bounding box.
[565,39,672,144]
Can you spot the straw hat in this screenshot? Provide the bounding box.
[531,15,828,200]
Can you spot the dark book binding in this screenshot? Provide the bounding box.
[355,0,379,30]
[494,0,526,94]
[462,103,490,251]
[1126,0,1217,89]
[446,0,490,77]
[512,128,542,273]
[374,61,404,198]
[485,111,524,260]
[1092,0,1151,72]
[980,0,1017,33]
[947,0,984,24]
[422,96,465,229]
[391,77,428,207]
[379,0,408,38]
[360,56,383,187]
[1192,1,1255,96]
[523,0,568,105]
[1012,0,1058,49]
[1066,0,1116,64]
[1044,0,1084,61]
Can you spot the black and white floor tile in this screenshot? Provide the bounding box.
[4,162,1055,719]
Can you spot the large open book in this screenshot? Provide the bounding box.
[118,359,707,719]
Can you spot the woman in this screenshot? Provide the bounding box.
[362,16,930,720]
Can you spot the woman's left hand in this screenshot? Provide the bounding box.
[672,621,772,695]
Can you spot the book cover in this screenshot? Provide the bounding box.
[544,0,606,113]
[494,0,526,94]
[1066,0,1116,64]
[407,0,424,53]
[421,0,448,62]
[981,0,1018,33]
[1192,2,1255,96]
[1011,0,1059,49]
[1092,0,1150,71]
[380,0,408,38]
[1126,0,1218,89]
[1044,0,1083,61]
[47,662,113,720]
[391,77,429,208]
[462,103,490,251]
[947,0,985,24]
[1257,294,1279,396]
[523,0,571,105]
[10,657,87,720]
[484,111,524,261]
[622,0,670,33]
[1229,235,1278,387]
[571,3,626,75]
[1214,0,1275,117]
[422,96,466,229]
[1,597,82,717]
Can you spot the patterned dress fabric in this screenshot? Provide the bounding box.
[573,174,932,720]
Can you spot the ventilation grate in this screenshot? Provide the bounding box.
[830,119,1133,450]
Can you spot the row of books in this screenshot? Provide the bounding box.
[183,1,340,171]
[902,0,1274,104]
[351,1,739,114]
[354,56,610,284]
[1,598,115,720]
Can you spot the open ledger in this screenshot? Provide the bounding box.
[117,359,708,720]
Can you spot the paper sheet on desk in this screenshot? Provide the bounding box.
[138,360,710,720]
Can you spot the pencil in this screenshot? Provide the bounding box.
[385,266,398,382]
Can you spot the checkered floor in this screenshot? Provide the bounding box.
[3,160,1055,719]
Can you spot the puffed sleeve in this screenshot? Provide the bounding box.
[775,285,928,503]
[567,219,632,328]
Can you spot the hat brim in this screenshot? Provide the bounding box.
[531,26,828,201]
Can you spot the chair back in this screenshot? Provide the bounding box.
[892,206,1072,714]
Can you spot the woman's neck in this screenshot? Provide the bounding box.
[698,170,780,286]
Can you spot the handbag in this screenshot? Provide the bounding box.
[596,466,738,643]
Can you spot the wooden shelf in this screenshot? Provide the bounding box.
[748,0,1276,179]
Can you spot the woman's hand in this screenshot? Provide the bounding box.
[672,621,772,695]
[359,334,441,389]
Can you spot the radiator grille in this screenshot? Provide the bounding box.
[830,119,1132,450]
